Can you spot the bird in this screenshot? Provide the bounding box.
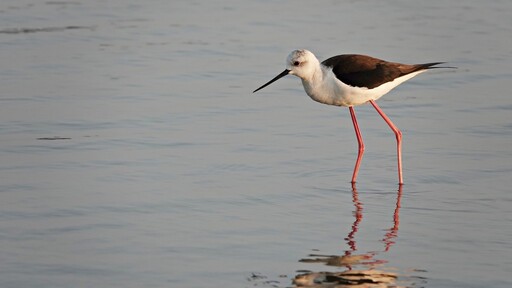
[253,49,453,184]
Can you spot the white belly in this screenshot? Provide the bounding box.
[302,70,425,107]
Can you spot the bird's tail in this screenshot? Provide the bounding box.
[419,62,457,70]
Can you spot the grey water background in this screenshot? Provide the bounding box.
[0,0,511,287]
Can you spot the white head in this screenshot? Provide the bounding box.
[285,49,320,80]
[253,49,320,93]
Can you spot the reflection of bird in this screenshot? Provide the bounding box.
[254,50,454,184]
[299,253,372,266]
[293,269,397,287]
[294,185,410,287]
[343,184,403,264]
[383,185,402,252]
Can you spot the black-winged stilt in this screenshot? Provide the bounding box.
[254,49,453,184]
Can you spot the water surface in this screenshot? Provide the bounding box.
[0,1,511,287]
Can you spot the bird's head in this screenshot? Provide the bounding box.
[286,49,319,79]
[253,49,319,93]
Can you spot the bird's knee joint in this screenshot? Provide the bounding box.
[395,130,402,141]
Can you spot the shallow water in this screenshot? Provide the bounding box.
[0,0,511,287]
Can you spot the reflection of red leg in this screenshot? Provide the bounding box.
[346,183,363,253]
[349,107,365,184]
[344,183,364,270]
[383,184,403,251]
[369,100,403,184]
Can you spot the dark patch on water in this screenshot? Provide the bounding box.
[0,26,93,34]
[247,272,283,287]
[37,136,71,140]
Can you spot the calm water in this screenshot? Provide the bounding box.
[0,1,511,287]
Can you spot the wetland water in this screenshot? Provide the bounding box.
[0,1,511,287]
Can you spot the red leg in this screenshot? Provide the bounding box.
[349,107,365,184]
[369,100,403,184]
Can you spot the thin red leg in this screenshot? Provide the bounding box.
[349,107,365,184]
[369,100,403,184]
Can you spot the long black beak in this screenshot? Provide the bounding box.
[253,69,291,93]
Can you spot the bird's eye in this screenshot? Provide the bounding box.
[293,61,300,66]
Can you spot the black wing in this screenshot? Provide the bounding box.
[322,54,443,89]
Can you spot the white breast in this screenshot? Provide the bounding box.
[302,68,426,107]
